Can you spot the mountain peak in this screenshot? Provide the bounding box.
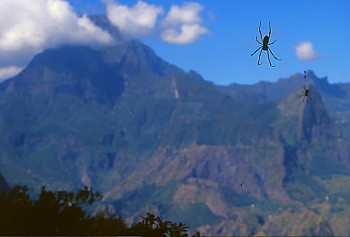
[3,45,124,105]
[283,70,345,98]
[278,85,322,114]
[101,40,181,78]
[278,85,336,142]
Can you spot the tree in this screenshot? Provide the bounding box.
[0,185,33,234]
[0,185,106,235]
[130,212,200,237]
[0,186,201,236]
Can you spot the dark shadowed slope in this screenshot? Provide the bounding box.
[0,173,9,193]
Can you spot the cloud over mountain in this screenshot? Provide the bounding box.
[0,0,114,81]
[0,66,22,81]
[0,0,209,81]
[105,0,163,38]
[0,0,113,52]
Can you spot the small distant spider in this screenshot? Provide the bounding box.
[251,22,282,67]
[258,139,271,153]
[299,85,312,103]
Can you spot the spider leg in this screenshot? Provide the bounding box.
[268,22,272,38]
[240,166,253,187]
[268,48,282,61]
[259,21,263,40]
[256,36,263,45]
[268,40,276,45]
[306,96,309,103]
[251,46,262,56]
[267,50,276,67]
[257,48,263,65]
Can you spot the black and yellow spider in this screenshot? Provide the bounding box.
[251,22,282,67]
[299,85,312,103]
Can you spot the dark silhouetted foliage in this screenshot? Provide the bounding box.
[0,185,200,236]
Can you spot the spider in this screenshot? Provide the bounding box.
[299,85,312,103]
[251,22,282,67]
[258,139,271,153]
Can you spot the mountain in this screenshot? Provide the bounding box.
[1,40,350,236]
[218,70,350,122]
[219,70,350,144]
[218,70,345,102]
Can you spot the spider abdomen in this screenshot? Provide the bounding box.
[263,36,269,50]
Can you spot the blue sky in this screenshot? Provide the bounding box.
[67,0,350,85]
[0,1,348,85]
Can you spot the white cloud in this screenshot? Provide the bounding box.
[160,2,208,44]
[104,1,208,44]
[0,0,113,52]
[0,0,114,80]
[162,2,203,26]
[105,0,163,38]
[0,66,23,82]
[161,24,207,44]
[295,41,320,61]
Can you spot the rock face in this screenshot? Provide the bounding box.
[278,85,339,143]
[0,40,350,236]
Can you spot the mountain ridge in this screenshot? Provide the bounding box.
[218,70,346,104]
[0,40,350,236]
